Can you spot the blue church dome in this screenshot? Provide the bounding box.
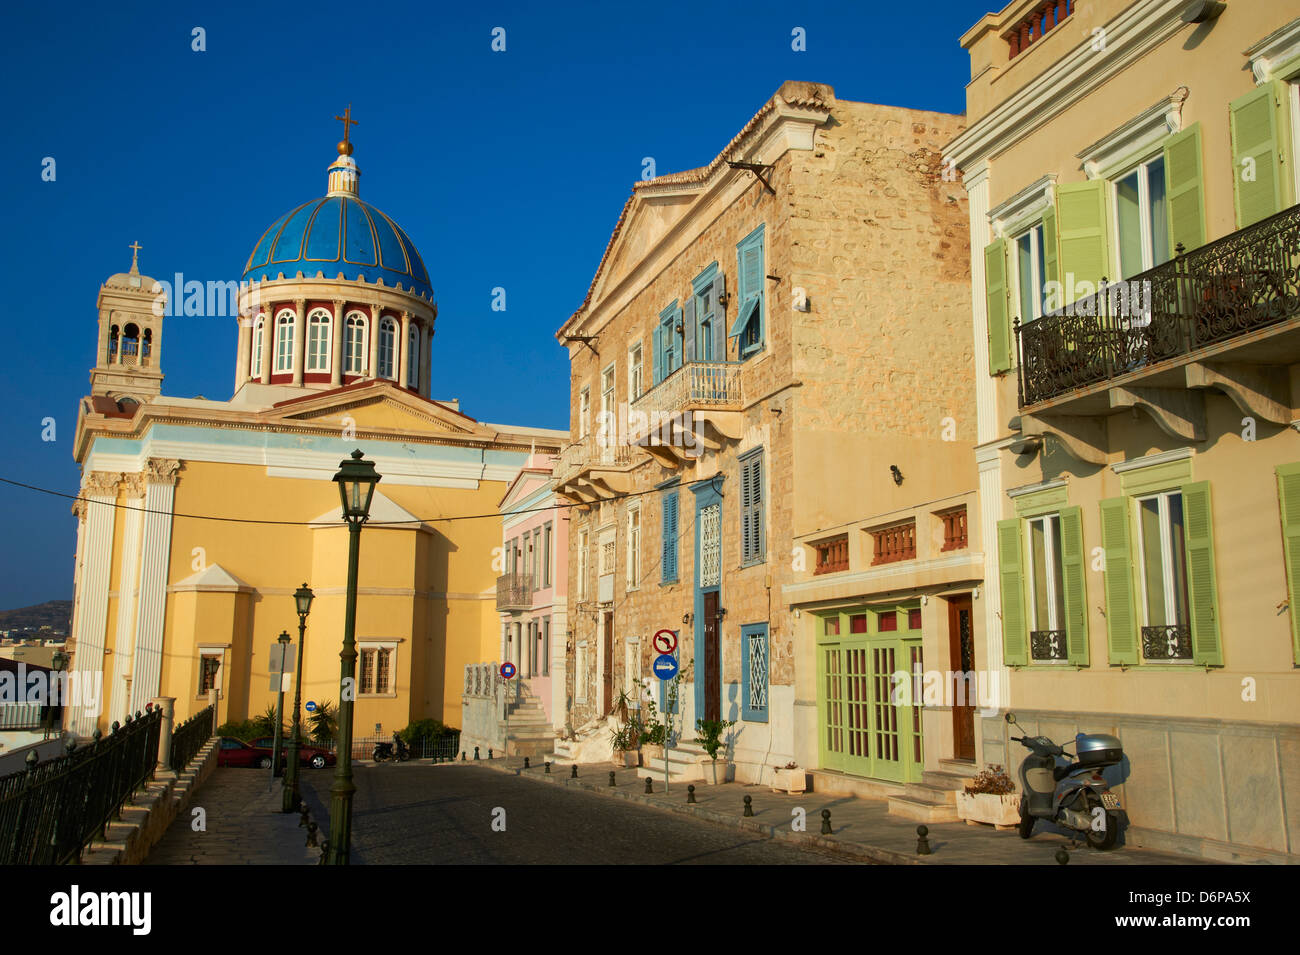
[242,146,433,301]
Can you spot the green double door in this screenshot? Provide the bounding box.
[816,607,924,784]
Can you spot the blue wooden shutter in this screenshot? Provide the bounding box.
[683,297,696,363]
[732,228,764,340]
[661,491,678,582]
[711,272,726,359]
[652,324,662,385]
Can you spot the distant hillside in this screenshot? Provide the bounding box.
[0,600,72,634]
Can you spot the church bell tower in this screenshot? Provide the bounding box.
[90,241,164,403]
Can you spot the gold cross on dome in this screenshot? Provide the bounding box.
[335,104,358,146]
[129,241,142,270]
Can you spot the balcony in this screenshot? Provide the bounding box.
[552,434,634,505]
[1014,203,1300,463]
[496,573,535,612]
[626,360,745,468]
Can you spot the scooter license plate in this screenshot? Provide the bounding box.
[1100,792,1120,810]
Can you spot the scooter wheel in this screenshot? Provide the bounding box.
[1084,793,1118,850]
[1017,798,1035,840]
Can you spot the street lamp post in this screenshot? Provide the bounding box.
[327,449,380,865]
[46,649,69,738]
[270,630,291,789]
[283,582,314,813]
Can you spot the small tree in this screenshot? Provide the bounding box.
[308,699,338,744]
[693,718,735,762]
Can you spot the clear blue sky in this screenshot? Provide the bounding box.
[0,0,980,609]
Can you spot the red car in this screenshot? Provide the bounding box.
[249,736,336,769]
[216,737,263,768]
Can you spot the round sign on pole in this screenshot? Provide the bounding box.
[500,661,517,680]
[653,654,679,681]
[652,629,677,655]
[305,701,317,713]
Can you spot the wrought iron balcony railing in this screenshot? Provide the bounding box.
[1016,202,1300,407]
[1141,624,1193,662]
[496,573,535,611]
[1030,629,1068,662]
[630,360,743,419]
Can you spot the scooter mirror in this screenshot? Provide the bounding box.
[1004,712,1017,724]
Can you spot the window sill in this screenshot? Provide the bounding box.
[358,692,399,699]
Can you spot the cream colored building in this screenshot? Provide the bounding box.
[945,0,1300,861]
[67,131,564,738]
[553,82,976,788]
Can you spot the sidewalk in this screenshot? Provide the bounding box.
[145,768,320,865]
[472,756,1214,865]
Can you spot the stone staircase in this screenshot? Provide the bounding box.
[502,696,553,759]
[886,758,977,823]
[636,741,712,783]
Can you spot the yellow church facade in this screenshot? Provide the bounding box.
[66,129,565,738]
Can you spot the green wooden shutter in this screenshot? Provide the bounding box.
[1042,201,1059,290]
[1182,481,1222,667]
[1056,179,1111,299]
[1277,464,1300,665]
[984,239,1010,374]
[997,518,1028,666]
[1059,505,1089,666]
[1230,82,1285,228]
[1099,496,1138,666]
[1163,122,1206,253]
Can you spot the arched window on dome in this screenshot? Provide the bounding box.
[108,325,120,364]
[378,317,397,380]
[406,323,420,388]
[251,315,265,377]
[344,312,368,375]
[306,309,332,373]
[122,323,140,366]
[274,309,295,374]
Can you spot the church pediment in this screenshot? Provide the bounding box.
[268,383,490,438]
[594,192,697,302]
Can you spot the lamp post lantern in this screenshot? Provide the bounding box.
[327,449,380,864]
[282,582,314,812]
[269,630,291,789]
[46,649,70,738]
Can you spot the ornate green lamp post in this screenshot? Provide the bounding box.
[327,449,380,865]
[282,582,314,813]
[269,630,291,786]
[46,649,70,738]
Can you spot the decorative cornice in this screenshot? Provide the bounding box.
[1077,88,1188,180]
[1110,447,1194,475]
[1245,17,1300,84]
[121,472,147,498]
[989,174,1056,238]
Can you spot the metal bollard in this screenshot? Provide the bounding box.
[1055,848,1070,865]
[474,746,480,760]
[318,840,329,865]
[306,821,319,848]
[571,764,578,778]
[916,824,931,855]
[821,809,833,835]
[743,795,753,817]
[609,770,616,787]
[488,748,493,760]
[545,761,551,774]
[461,751,466,761]
[687,784,696,804]
[299,807,310,829]
[645,777,653,794]
[524,757,530,769]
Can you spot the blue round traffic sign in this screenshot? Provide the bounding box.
[305,701,317,713]
[653,654,679,680]
[500,662,517,679]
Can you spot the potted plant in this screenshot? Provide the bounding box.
[770,760,806,794]
[609,722,637,767]
[955,765,1020,828]
[638,699,667,765]
[694,718,735,785]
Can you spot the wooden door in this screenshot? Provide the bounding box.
[948,595,976,761]
[703,591,720,722]
[602,612,614,715]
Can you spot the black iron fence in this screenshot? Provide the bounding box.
[170,704,214,772]
[1017,202,1300,407]
[0,707,162,865]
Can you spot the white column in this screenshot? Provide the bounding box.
[129,459,179,716]
[420,322,432,397]
[260,306,275,385]
[234,317,251,394]
[368,304,382,378]
[331,299,345,388]
[292,299,306,387]
[69,472,121,737]
[398,311,411,389]
[110,475,145,722]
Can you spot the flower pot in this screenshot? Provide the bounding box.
[640,743,664,765]
[956,791,1021,827]
[612,750,637,768]
[771,767,806,794]
[699,757,730,785]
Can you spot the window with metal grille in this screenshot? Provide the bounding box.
[741,623,769,722]
[700,503,721,588]
[939,506,968,551]
[359,646,393,695]
[740,450,765,565]
[870,521,916,565]
[813,534,849,575]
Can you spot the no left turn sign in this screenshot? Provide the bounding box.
[652,629,677,654]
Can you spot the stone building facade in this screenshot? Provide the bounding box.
[554,82,971,785]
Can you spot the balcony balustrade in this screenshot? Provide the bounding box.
[495,573,535,612]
